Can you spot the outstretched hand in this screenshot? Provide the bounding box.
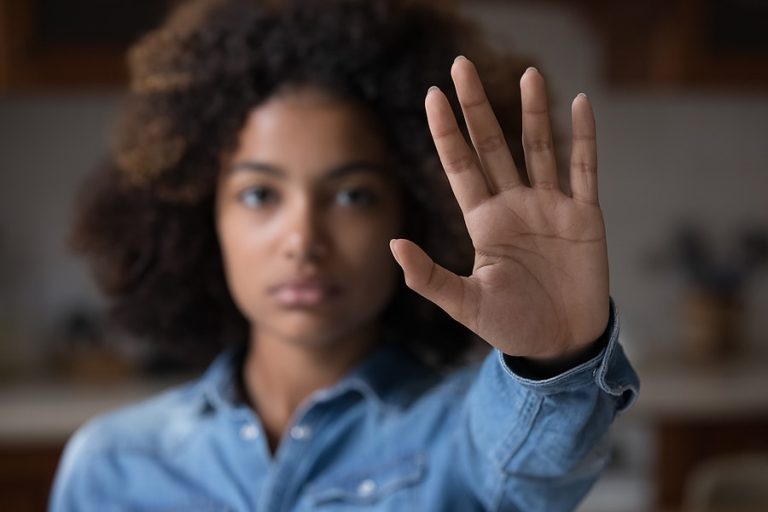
[390,57,609,363]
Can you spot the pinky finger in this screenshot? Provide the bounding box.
[569,93,599,205]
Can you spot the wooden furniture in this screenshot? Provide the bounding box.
[568,0,768,89]
[4,0,768,92]
[0,0,175,92]
[0,442,64,512]
[0,377,185,511]
[631,349,768,510]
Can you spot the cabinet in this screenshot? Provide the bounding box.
[0,378,184,510]
[0,0,175,92]
[632,350,768,509]
[0,442,63,511]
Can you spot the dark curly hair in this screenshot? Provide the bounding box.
[70,0,529,368]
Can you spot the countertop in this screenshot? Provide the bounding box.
[0,376,190,443]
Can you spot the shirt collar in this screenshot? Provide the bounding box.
[199,341,433,415]
[198,343,248,415]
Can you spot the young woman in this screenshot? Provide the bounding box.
[50,0,638,510]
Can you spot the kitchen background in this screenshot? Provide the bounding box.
[1,0,768,510]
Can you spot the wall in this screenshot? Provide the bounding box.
[1,1,767,368]
[464,1,768,360]
[0,94,118,367]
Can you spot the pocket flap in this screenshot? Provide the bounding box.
[308,452,428,505]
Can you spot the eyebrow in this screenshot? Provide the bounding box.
[228,160,387,180]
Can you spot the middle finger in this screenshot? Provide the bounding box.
[452,56,522,193]
[520,67,560,190]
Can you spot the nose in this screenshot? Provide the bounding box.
[282,195,329,262]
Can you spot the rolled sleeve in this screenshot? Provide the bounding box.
[498,299,639,412]
[457,299,640,510]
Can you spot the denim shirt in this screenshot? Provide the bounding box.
[49,304,638,511]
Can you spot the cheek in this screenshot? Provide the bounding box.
[216,210,272,316]
[333,214,401,300]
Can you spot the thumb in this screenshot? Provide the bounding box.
[389,238,468,324]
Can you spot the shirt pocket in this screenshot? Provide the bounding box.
[131,500,233,512]
[306,452,428,507]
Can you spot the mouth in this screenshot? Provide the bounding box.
[268,278,341,308]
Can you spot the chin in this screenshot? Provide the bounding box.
[249,301,385,350]
[267,316,363,349]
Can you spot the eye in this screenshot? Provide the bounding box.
[239,186,277,208]
[335,187,377,207]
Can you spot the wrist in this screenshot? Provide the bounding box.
[505,318,612,380]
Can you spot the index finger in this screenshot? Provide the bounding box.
[451,56,522,193]
[425,86,490,214]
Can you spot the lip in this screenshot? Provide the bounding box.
[268,277,341,307]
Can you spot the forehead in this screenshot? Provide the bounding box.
[227,87,390,177]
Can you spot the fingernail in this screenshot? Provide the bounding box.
[525,66,538,75]
[454,55,467,63]
[389,239,401,264]
[577,92,588,99]
[427,85,440,94]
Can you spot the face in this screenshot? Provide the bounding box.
[216,87,403,349]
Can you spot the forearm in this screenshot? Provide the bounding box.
[458,302,639,510]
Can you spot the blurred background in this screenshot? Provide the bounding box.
[1,0,768,510]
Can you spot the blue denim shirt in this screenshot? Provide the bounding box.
[49,304,638,511]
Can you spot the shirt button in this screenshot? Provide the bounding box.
[290,424,312,441]
[357,479,377,498]
[240,424,259,440]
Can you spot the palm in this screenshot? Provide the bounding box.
[390,59,609,360]
[464,186,607,358]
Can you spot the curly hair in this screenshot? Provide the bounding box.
[70,0,529,367]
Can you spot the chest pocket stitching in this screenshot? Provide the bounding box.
[130,505,232,512]
[307,452,428,506]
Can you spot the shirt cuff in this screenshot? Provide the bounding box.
[497,299,639,411]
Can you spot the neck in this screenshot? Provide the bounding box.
[242,324,379,452]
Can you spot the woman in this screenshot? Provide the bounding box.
[50,0,638,510]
